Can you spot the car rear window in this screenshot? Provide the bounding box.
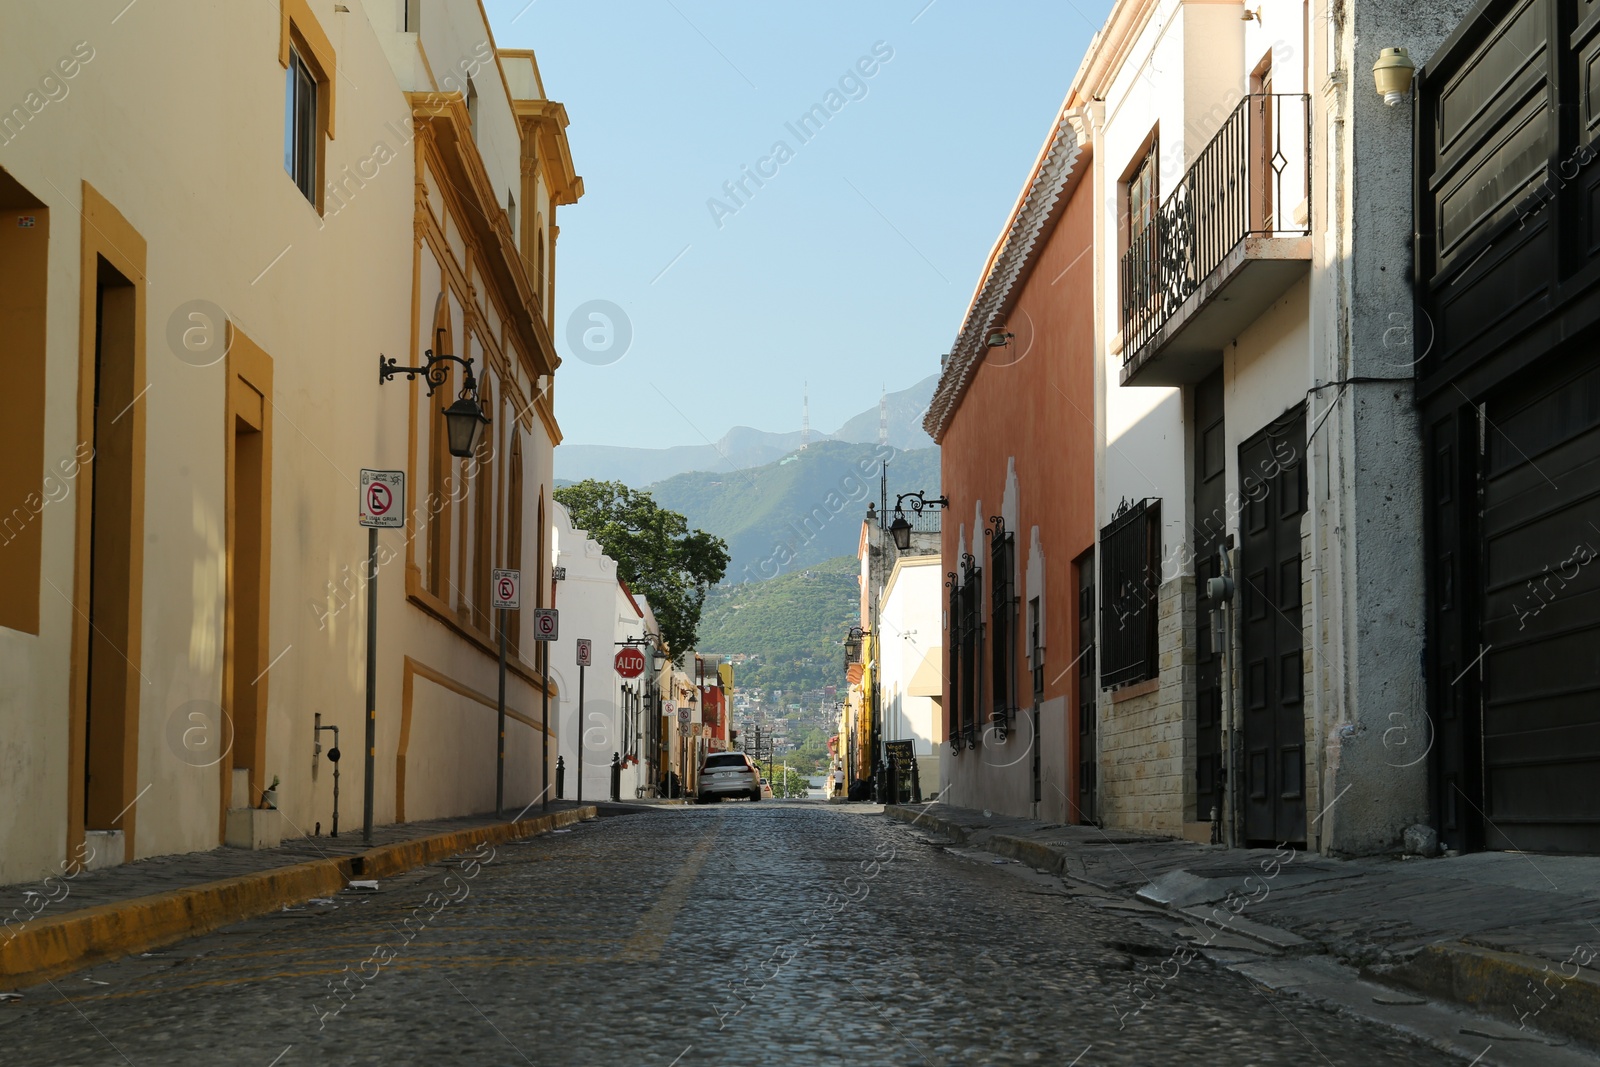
[704,754,748,769]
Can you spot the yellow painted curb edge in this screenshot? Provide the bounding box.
[0,806,597,989]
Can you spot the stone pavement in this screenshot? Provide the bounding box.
[0,801,1509,1065]
[885,801,1600,1049]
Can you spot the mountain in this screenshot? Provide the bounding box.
[555,374,938,484]
[696,555,860,699]
[647,439,940,584]
[830,376,940,448]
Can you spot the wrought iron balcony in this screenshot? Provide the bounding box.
[1120,93,1311,386]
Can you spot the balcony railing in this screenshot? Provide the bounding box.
[1120,94,1311,367]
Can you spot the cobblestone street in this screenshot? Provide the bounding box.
[1,806,1474,1066]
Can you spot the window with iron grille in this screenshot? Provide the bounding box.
[959,554,983,746]
[1029,596,1044,704]
[1099,498,1161,688]
[989,517,1017,735]
[947,572,961,750]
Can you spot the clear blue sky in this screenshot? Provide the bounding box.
[483,0,1111,449]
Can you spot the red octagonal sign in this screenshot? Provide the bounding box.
[614,646,646,679]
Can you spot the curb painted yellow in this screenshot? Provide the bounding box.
[0,806,595,990]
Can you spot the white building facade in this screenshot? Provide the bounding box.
[875,555,945,799]
[1076,0,1470,851]
[549,503,651,803]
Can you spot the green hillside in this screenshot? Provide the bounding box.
[696,555,859,698]
[648,440,939,584]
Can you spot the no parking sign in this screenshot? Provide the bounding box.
[492,569,521,610]
[358,470,405,528]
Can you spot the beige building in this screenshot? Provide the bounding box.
[0,0,582,883]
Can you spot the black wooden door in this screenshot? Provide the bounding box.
[1194,372,1227,822]
[1428,411,1484,851]
[1238,407,1307,846]
[1077,550,1097,824]
[1479,358,1600,852]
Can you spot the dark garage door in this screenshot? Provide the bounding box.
[1480,359,1600,853]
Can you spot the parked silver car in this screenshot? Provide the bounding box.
[696,752,761,802]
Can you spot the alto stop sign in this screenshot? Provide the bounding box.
[614,646,646,678]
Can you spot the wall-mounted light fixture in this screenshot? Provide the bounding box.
[985,328,1014,348]
[1240,5,1261,21]
[844,626,870,669]
[1373,47,1416,106]
[888,490,949,551]
[379,327,491,458]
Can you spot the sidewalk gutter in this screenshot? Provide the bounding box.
[1,805,596,990]
[884,803,1600,1050]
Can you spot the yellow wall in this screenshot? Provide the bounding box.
[0,0,579,881]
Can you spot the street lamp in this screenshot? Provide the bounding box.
[844,625,868,667]
[379,327,491,458]
[889,491,948,551]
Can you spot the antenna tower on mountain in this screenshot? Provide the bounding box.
[879,386,889,446]
[800,381,811,450]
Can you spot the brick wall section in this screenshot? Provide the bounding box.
[1099,575,1195,836]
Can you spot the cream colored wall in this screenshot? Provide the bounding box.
[877,557,941,758]
[1100,0,1192,570]
[0,0,566,882]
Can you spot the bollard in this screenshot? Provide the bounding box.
[556,756,566,800]
[610,752,622,803]
[885,756,899,806]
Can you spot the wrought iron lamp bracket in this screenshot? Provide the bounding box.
[893,491,948,516]
[379,330,480,398]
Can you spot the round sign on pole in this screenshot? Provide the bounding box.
[614,646,646,679]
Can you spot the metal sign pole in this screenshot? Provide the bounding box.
[541,638,550,812]
[577,662,586,804]
[496,607,507,818]
[363,525,377,844]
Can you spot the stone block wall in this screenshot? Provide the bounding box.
[1098,575,1195,836]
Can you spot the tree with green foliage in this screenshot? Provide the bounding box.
[553,479,730,656]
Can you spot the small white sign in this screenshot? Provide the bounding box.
[678,706,690,728]
[491,568,521,610]
[576,638,592,666]
[359,469,405,529]
[532,607,559,642]
[663,700,676,720]
[552,566,567,581]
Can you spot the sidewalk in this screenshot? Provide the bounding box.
[886,802,1600,1050]
[1,803,601,990]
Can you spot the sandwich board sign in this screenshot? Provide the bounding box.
[359,470,405,528]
